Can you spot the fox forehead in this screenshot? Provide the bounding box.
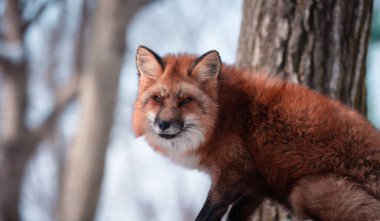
[142,81,201,101]
[138,54,200,92]
[161,54,199,77]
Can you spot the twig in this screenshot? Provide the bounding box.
[21,0,63,33]
[34,74,79,140]
[0,55,14,72]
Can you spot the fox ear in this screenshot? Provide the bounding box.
[190,50,221,82]
[136,46,164,79]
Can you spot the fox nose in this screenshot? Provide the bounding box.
[158,120,171,131]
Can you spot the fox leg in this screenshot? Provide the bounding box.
[195,191,231,221]
[226,195,262,221]
[290,175,380,221]
[195,169,255,221]
[195,181,242,221]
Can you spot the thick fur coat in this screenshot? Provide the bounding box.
[132,46,380,221]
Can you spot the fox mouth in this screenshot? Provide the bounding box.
[158,133,179,140]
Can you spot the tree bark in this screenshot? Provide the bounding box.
[237,0,372,113]
[236,0,373,220]
[57,1,149,221]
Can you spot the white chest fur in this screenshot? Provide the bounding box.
[165,149,202,170]
[145,131,208,172]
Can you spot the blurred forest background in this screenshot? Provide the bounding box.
[0,0,379,221]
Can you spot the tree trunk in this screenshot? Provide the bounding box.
[0,1,35,221]
[0,63,32,221]
[57,1,148,221]
[236,0,373,220]
[0,1,78,220]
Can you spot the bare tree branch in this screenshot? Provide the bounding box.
[21,0,63,33]
[73,0,91,74]
[0,1,72,221]
[0,56,14,74]
[58,0,153,220]
[34,74,79,140]
[2,0,23,43]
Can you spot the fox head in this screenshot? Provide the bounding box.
[132,46,220,154]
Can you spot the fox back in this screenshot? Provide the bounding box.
[132,46,380,221]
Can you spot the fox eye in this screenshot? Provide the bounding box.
[180,97,193,106]
[152,95,161,103]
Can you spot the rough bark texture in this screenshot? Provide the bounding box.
[57,1,148,221]
[236,0,373,220]
[237,0,372,114]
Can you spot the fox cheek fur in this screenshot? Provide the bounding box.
[132,46,380,221]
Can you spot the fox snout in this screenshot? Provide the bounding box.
[156,118,184,131]
[157,120,171,131]
[153,118,184,139]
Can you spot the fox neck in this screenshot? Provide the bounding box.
[151,142,205,171]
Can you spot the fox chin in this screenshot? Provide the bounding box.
[132,45,380,221]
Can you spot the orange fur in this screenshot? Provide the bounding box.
[133,46,380,221]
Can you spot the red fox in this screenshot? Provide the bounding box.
[132,46,380,221]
